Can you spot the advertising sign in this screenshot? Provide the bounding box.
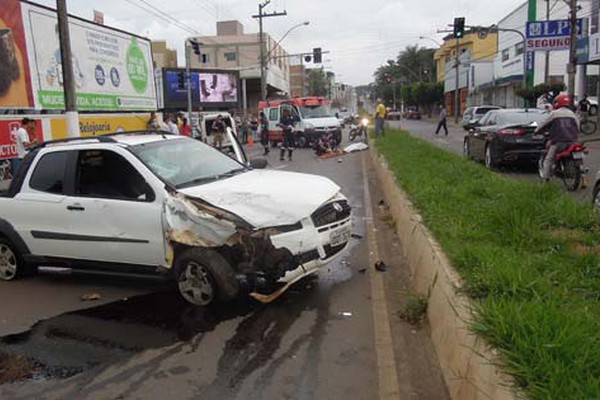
[0,0,34,109]
[526,19,584,51]
[20,2,157,111]
[161,68,240,109]
[162,69,200,109]
[50,114,149,140]
[0,118,43,160]
[588,32,600,62]
[199,72,239,104]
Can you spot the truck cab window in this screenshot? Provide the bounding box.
[29,151,69,195]
[75,150,153,201]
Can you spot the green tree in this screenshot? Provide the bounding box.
[306,68,328,97]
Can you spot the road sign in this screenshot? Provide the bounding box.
[526,19,584,51]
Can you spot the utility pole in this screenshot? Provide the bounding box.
[253,1,287,101]
[56,0,79,137]
[567,0,577,108]
[454,36,460,124]
[186,41,192,126]
[544,0,551,83]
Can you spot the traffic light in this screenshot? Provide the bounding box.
[453,17,465,39]
[313,47,322,64]
[177,72,185,89]
[190,40,200,55]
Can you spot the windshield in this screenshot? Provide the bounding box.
[131,138,245,188]
[299,104,334,119]
[499,112,547,126]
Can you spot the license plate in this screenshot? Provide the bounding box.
[573,151,584,160]
[532,134,544,140]
[330,226,351,247]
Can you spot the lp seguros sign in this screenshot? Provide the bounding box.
[526,19,584,52]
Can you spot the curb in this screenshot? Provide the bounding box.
[368,145,517,400]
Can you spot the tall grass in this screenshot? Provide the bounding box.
[377,131,600,399]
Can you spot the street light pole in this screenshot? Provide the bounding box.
[56,0,79,137]
[567,0,577,108]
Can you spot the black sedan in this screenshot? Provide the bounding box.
[463,108,549,169]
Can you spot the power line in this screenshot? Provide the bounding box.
[123,0,199,35]
[135,0,201,34]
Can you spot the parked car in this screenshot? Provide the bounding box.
[461,105,501,131]
[463,108,549,169]
[0,131,352,306]
[387,109,402,120]
[403,108,421,120]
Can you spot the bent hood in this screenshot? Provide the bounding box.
[178,169,340,228]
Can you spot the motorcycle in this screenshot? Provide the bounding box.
[349,117,369,141]
[538,140,587,191]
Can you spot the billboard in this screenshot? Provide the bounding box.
[526,19,584,51]
[162,69,200,109]
[162,68,239,109]
[50,114,149,139]
[0,118,44,160]
[0,0,34,109]
[20,1,157,111]
[199,72,238,103]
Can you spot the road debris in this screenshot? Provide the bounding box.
[374,261,387,272]
[358,268,367,274]
[339,312,353,317]
[351,233,363,239]
[80,292,101,301]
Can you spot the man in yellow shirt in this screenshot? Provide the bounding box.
[374,98,386,137]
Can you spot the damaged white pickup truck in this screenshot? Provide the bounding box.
[0,132,352,305]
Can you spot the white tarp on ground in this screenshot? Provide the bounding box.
[343,142,369,153]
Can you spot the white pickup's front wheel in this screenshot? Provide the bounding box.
[0,239,20,281]
[174,248,239,306]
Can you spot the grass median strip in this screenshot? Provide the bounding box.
[377,131,600,400]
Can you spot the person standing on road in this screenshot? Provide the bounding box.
[250,115,259,142]
[147,111,159,130]
[435,106,448,136]
[10,118,35,175]
[181,118,191,137]
[241,117,249,144]
[166,115,180,135]
[259,111,270,156]
[374,98,386,138]
[211,114,226,150]
[278,108,296,161]
[578,94,590,123]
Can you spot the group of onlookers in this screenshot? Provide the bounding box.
[147,112,192,137]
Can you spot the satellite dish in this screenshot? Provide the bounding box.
[305,55,312,63]
[478,30,488,40]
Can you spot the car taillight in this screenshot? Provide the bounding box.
[499,128,525,136]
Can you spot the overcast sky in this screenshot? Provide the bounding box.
[36,0,526,86]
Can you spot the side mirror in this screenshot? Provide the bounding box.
[249,157,268,169]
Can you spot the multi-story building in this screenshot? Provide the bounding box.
[433,0,599,113]
[151,41,178,69]
[189,20,290,111]
[434,30,498,117]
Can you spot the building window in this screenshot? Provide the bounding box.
[200,53,209,64]
[515,42,525,56]
[502,49,510,62]
[224,52,236,62]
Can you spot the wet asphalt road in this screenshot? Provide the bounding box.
[0,136,449,399]
[391,119,600,203]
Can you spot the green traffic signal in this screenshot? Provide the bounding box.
[454,17,465,39]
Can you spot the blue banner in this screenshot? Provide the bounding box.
[163,70,200,109]
[526,19,584,39]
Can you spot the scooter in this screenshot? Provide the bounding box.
[349,117,369,141]
[538,140,587,191]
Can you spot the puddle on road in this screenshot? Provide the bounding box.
[0,243,362,387]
